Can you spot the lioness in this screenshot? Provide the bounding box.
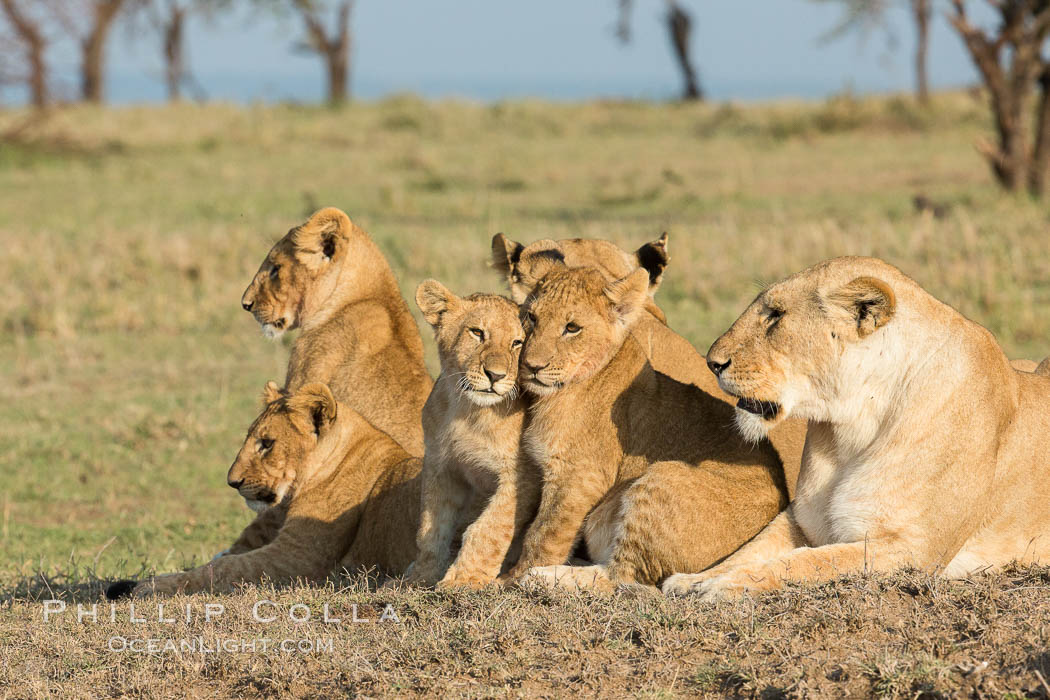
[406,282,538,588]
[504,263,788,590]
[492,233,809,495]
[241,207,432,456]
[663,256,1050,600]
[106,382,420,598]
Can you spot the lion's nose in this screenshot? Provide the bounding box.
[484,368,506,385]
[228,477,244,489]
[707,357,731,376]
[242,299,254,312]
[525,361,548,374]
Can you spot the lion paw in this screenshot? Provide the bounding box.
[436,570,493,590]
[520,565,614,592]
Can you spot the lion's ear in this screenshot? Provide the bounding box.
[288,383,337,436]
[491,233,524,277]
[603,268,650,328]
[293,207,352,269]
[827,276,897,338]
[261,380,283,406]
[635,232,669,294]
[415,279,460,328]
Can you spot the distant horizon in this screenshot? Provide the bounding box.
[1,1,997,106]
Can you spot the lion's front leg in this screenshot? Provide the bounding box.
[692,538,920,602]
[123,518,341,598]
[439,469,539,588]
[504,460,610,581]
[662,509,807,596]
[225,505,288,556]
[406,456,469,586]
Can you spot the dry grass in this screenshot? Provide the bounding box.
[1,91,1049,697]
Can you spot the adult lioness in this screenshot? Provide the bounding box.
[106,383,420,599]
[406,282,537,588]
[504,264,788,590]
[492,233,809,496]
[663,256,1050,600]
[241,207,432,456]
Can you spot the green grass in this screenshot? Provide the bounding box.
[1,91,1049,695]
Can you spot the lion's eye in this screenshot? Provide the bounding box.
[564,322,581,335]
[258,438,274,452]
[766,309,784,329]
[511,339,523,349]
[269,265,280,280]
[469,328,485,341]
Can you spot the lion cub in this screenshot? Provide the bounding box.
[505,262,788,590]
[241,207,432,456]
[106,382,421,598]
[492,233,809,495]
[405,281,537,588]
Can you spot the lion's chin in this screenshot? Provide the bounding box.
[261,323,285,340]
[465,390,508,407]
[523,379,560,397]
[245,499,271,514]
[733,409,779,445]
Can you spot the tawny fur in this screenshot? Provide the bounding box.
[492,233,808,496]
[663,256,1050,600]
[126,383,420,597]
[405,283,538,588]
[505,265,789,591]
[242,207,432,456]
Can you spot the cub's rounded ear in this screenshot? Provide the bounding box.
[261,380,284,406]
[634,232,669,294]
[603,268,650,328]
[288,383,338,436]
[1036,356,1050,377]
[415,279,460,328]
[491,233,524,277]
[292,207,353,269]
[828,276,897,338]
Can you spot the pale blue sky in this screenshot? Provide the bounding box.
[11,1,997,103]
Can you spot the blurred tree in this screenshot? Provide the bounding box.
[291,0,353,105]
[52,0,131,102]
[616,0,703,101]
[813,0,933,104]
[0,0,50,108]
[129,0,228,101]
[950,0,1050,196]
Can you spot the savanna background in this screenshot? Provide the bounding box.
[2,1,1050,697]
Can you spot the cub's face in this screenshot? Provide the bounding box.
[417,283,524,407]
[226,382,337,512]
[240,207,355,339]
[519,266,648,396]
[707,260,897,443]
[240,238,310,339]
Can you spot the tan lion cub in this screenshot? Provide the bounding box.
[241,207,432,456]
[106,382,420,598]
[492,233,809,496]
[405,282,537,588]
[504,263,788,590]
[663,256,1050,600]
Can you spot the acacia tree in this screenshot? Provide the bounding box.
[0,0,50,108]
[814,0,933,104]
[129,0,227,101]
[617,0,703,101]
[52,0,131,102]
[950,0,1050,195]
[291,0,353,105]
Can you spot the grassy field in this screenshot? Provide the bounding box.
[1,92,1049,697]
